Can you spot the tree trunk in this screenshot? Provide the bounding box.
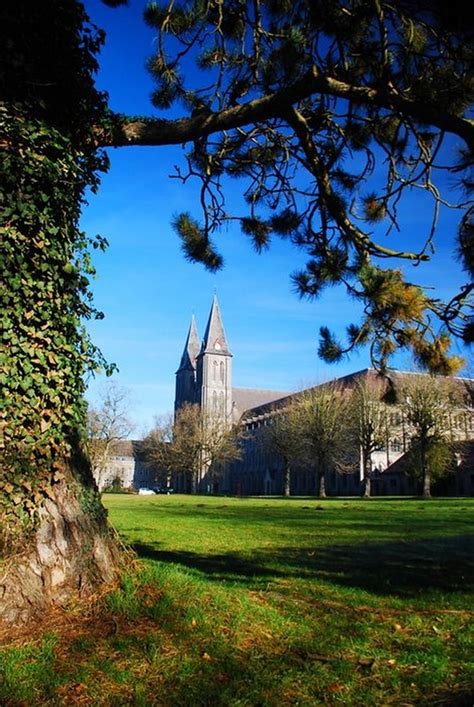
[362,455,371,498]
[191,471,197,494]
[283,461,291,496]
[318,471,326,498]
[0,463,121,626]
[421,443,432,498]
[422,467,432,498]
[363,475,371,498]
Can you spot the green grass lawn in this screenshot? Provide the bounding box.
[1,495,473,705]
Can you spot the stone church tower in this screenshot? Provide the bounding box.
[196,295,233,425]
[175,295,233,426]
[174,314,200,413]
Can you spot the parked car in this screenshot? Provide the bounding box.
[138,488,155,495]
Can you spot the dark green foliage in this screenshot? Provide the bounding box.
[318,327,344,363]
[240,217,272,252]
[405,438,454,486]
[144,0,473,372]
[458,209,474,277]
[105,477,126,494]
[173,213,223,270]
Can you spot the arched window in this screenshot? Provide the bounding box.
[220,361,225,383]
[212,391,218,411]
[213,360,218,381]
[219,391,225,413]
[390,438,401,452]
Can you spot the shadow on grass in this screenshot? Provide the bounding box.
[132,543,284,582]
[132,533,474,597]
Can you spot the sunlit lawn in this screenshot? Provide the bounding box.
[1,494,473,705]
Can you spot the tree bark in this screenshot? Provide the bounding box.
[100,68,474,151]
[421,443,432,498]
[422,470,432,498]
[283,461,291,497]
[0,464,121,626]
[318,471,326,498]
[191,471,198,494]
[362,454,371,498]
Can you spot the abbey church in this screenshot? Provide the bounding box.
[99,296,473,496]
[175,294,288,425]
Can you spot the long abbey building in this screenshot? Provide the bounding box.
[173,296,474,496]
[92,296,474,495]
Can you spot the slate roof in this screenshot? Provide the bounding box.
[109,440,143,459]
[239,368,474,421]
[177,315,200,372]
[232,387,289,418]
[199,295,232,356]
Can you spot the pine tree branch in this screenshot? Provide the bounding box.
[284,105,429,262]
[98,66,474,150]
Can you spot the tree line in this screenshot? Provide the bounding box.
[260,374,471,499]
[90,374,472,499]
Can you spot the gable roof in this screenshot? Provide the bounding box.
[109,440,144,459]
[239,368,474,421]
[232,387,289,418]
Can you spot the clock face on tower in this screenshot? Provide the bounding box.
[214,339,222,350]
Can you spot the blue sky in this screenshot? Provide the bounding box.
[82,1,470,434]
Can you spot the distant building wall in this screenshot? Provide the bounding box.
[220,370,474,497]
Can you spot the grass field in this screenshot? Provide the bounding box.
[1,495,473,705]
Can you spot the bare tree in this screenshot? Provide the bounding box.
[401,376,459,498]
[142,414,174,490]
[169,403,243,493]
[348,377,389,498]
[262,405,302,496]
[85,382,134,491]
[295,385,349,497]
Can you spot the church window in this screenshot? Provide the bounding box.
[212,391,218,411]
[390,438,401,452]
[219,391,225,413]
[213,360,218,381]
[220,361,225,383]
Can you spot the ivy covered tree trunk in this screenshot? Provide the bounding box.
[0,1,121,624]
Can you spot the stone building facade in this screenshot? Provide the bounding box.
[223,370,474,497]
[96,440,151,491]
[174,297,474,496]
[100,296,474,495]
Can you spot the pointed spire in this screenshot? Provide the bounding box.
[200,295,232,355]
[177,315,200,372]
